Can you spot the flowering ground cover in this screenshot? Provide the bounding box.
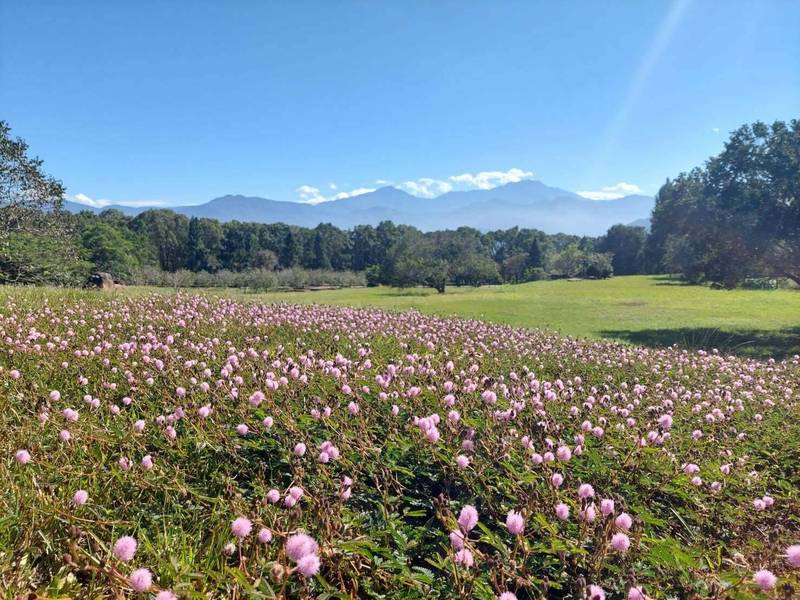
[1,289,799,598]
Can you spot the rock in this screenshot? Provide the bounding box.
[84,272,116,290]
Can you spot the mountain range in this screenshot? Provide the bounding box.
[63,180,654,236]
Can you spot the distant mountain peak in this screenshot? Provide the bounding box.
[64,180,654,235]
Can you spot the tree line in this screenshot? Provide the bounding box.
[647,119,799,288]
[2,118,797,291]
[47,208,640,290]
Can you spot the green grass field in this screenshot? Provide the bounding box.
[3,275,798,358]
[239,275,800,359]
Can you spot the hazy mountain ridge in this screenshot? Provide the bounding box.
[64,180,654,235]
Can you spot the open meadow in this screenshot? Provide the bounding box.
[233,276,800,360]
[2,286,799,598]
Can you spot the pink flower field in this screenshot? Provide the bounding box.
[2,291,799,598]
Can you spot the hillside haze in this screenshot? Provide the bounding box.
[64,180,654,235]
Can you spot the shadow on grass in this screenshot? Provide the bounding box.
[651,275,695,287]
[382,288,436,297]
[600,327,800,360]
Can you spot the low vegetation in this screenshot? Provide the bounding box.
[3,119,799,293]
[219,275,799,360]
[2,289,799,598]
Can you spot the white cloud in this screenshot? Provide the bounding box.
[332,187,376,200]
[297,167,534,203]
[576,182,643,201]
[295,185,327,204]
[70,193,167,208]
[398,178,453,198]
[712,127,720,134]
[72,193,109,208]
[329,183,338,190]
[296,185,375,204]
[448,167,533,190]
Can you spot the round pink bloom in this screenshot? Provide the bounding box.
[628,587,645,600]
[113,536,137,561]
[555,503,570,521]
[265,489,280,504]
[506,510,525,535]
[449,530,465,549]
[683,463,699,475]
[454,548,474,568]
[156,592,177,600]
[296,552,321,577]
[551,472,564,488]
[753,569,777,590]
[600,498,615,516]
[499,593,517,600]
[141,455,154,470]
[258,528,273,543]
[49,390,61,402]
[556,446,571,461]
[286,533,318,561]
[587,584,606,600]
[236,423,249,436]
[458,505,479,532]
[293,443,306,457]
[786,544,800,567]
[615,512,633,530]
[578,483,595,499]
[128,567,152,592]
[610,532,631,553]
[73,490,89,505]
[425,427,440,443]
[15,449,31,464]
[456,455,470,469]
[231,517,252,538]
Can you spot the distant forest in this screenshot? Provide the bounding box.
[1,119,798,291]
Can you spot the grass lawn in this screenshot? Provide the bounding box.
[237,275,800,359]
[3,275,798,358]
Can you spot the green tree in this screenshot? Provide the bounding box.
[0,121,66,240]
[80,221,139,279]
[450,254,502,286]
[0,121,79,284]
[597,224,647,275]
[649,120,800,286]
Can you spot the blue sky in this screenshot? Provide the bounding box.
[1,1,798,207]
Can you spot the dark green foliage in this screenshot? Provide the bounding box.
[80,222,139,279]
[0,232,89,285]
[649,119,800,287]
[0,121,78,284]
[597,224,647,275]
[548,243,614,279]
